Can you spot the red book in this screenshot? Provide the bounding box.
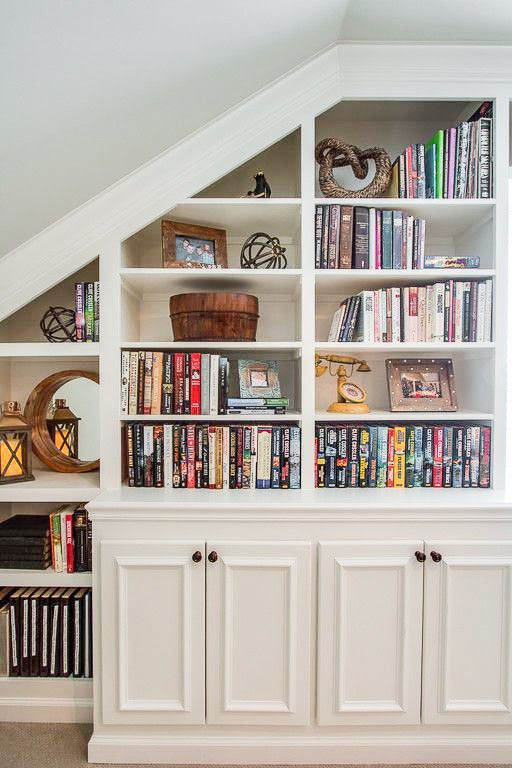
[65,513,74,573]
[386,427,395,487]
[173,353,185,414]
[186,425,195,488]
[190,353,201,416]
[433,427,444,487]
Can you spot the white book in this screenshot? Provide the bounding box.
[250,426,257,489]
[418,219,426,269]
[380,288,387,342]
[454,281,464,342]
[368,208,376,270]
[120,351,130,414]
[417,286,426,342]
[402,287,409,341]
[200,354,210,415]
[60,510,67,572]
[163,424,172,487]
[391,287,401,342]
[222,427,230,490]
[406,216,414,270]
[143,426,153,482]
[128,351,138,415]
[432,283,445,342]
[327,303,346,342]
[209,355,219,415]
[484,278,493,342]
[476,281,486,342]
[354,291,374,343]
[373,290,380,342]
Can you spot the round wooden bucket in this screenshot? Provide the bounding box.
[169,292,259,341]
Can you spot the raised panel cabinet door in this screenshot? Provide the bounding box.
[423,540,512,725]
[100,539,205,725]
[317,540,424,725]
[206,540,311,725]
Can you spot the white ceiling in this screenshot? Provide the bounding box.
[2,0,512,256]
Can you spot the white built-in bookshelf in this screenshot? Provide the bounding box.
[0,84,511,731]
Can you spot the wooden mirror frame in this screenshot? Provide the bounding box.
[24,370,99,473]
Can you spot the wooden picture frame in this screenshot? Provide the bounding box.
[386,358,458,412]
[161,220,228,269]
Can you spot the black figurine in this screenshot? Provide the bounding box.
[245,171,271,198]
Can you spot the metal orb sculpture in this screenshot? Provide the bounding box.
[240,232,287,270]
[40,306,77,343]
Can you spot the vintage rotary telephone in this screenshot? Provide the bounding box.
[315,354,371,413]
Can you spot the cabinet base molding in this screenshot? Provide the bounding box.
[88,733,512,765]
[0,696,92,723]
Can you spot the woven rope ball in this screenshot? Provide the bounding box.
[40,306,77,342]
[315,138,392,198]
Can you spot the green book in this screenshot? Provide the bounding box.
[84,282,95,342]
[425,130,444,199]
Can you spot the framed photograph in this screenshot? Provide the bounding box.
[386,358,458,412]
[161,220,228,269]
[238,360,281,398]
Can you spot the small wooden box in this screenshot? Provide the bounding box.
[169,292,259,341]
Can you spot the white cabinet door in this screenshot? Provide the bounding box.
[317,541,424,725]
[206,540,311,725]
[100,539,205,725]
[423,540,512,725]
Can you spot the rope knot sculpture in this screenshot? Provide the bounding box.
[315,138,392,198]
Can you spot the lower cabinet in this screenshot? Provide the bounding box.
[317,540,424,725]
[100,538,311,726]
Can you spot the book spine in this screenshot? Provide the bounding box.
[186,424,195,488]
[280,427,290,489]
[183,354,190,414]
[392,210,402,269]
[65,514,74,573]
[393,425,406,488]
[289,426,301,489]
[443,426,454,487]
[347,427,359,488]
[479,426,491,488]
[358,427,369,488]
[423,426,433,487]
[74,283,85,342]
[174,353,185,414]
[327,205,340,269]
[163,424,172,487]
[136,351,145,414]
[200,354,210,415]
[452,426,464,488]
[386,427,395,487]
[153,424,164,487]
[314,205,323,269]
[120,351,130,415]
[143,425,154,486]
[325,426,337,488]
[321,205,330,269]
[271,427,282,489]
[93,281,100,341]
[432,426,444,488]
[339,206,353,269]
[256,427,272,489]
[353,207,369,269]
[143,352,153,415]
[376,427,388,488]
[84,283,95,341]
[161,352,173,415]
[190,352,201,416]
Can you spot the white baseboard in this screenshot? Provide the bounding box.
[0,696,93,723]
[87,733,512,765]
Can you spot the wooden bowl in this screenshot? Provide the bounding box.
[169,292,259,341]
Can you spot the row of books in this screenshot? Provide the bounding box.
[315,205,429,270]
[75,281,99,342]
[125,423,301,489]
[328,279,493,343]
[315,423,491,488]
[0,510,91,572]
[0,586,92,678]
[389,102,493,199]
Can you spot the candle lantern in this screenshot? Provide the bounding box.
[47,399,80,459]
[0,401,35,484]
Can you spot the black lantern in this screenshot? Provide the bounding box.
[47,399,80,459]
[0,401,35,484]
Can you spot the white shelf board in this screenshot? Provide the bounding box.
[0,568,92,587]
[120,413,302,422]
[315,410,494,422]
[121,267,302,296]
[88,486,512,512]
[316,342,495,352]
[315,269,495,294]
[0,342,100,361]
[0,677,92,692]
[314,198,494,237]
[0,469,100,502]
[121,341,302,351]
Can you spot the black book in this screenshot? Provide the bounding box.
[183,353,190,414]
[153,425,164,488]
[280,427,290,489]
[0,558,51,570]
[60,588,76,678]
[9,587,25,676]
[133,423,143,487]
[353,207,369,269]
[270,427,281,489]
[29,587,45,676]
[228,427,237,489]
[347,426,359,488]
[86,514,92,572]
[423,426,434,487]
[316,425,325,488]
[462,426,472,488]
[83,589,93,679]
[202,427,209,489]
[73,507,88,573]
[343,295,362,342]
[325,426,337,488]
[161,352,173,415]
[0,515,50,537]
[20,588,34,676]
[72,588,88,678]
[39,588,55,677]
[136,351,145,415]
[195,426,204,489]
[336,426,348,488]
[49,589,64,677]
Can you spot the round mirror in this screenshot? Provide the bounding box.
[24,370,99,473]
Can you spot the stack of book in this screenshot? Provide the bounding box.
[49,505,92,573]
[328,279,493,343]
[125,423,301,489]
[315,205,426,270]
[389,101,493,199]
[121,351,231,416]
[1,586,92,677]
[315,423,491,489]
[226,397,289,415]
[0,516,51,570]
[75,281,99,342]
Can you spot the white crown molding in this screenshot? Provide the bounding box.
[1,42,512,321]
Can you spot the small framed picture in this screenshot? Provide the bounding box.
[386,358,458,412]
[161,220,228,269]
[238,360,281,398]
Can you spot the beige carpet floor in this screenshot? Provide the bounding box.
[1,724,512,768]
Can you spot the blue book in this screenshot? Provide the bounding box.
[425,144,436,199]
[376,426,388,488]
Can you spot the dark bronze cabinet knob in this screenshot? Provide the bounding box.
[208,551,218,563]
[415,551,426,562]
[430,551,442,563]
[192,551,202,563]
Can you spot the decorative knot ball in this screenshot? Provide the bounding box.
[240,232,287,269]
[40,306,77,343]
[315,138,392,198]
